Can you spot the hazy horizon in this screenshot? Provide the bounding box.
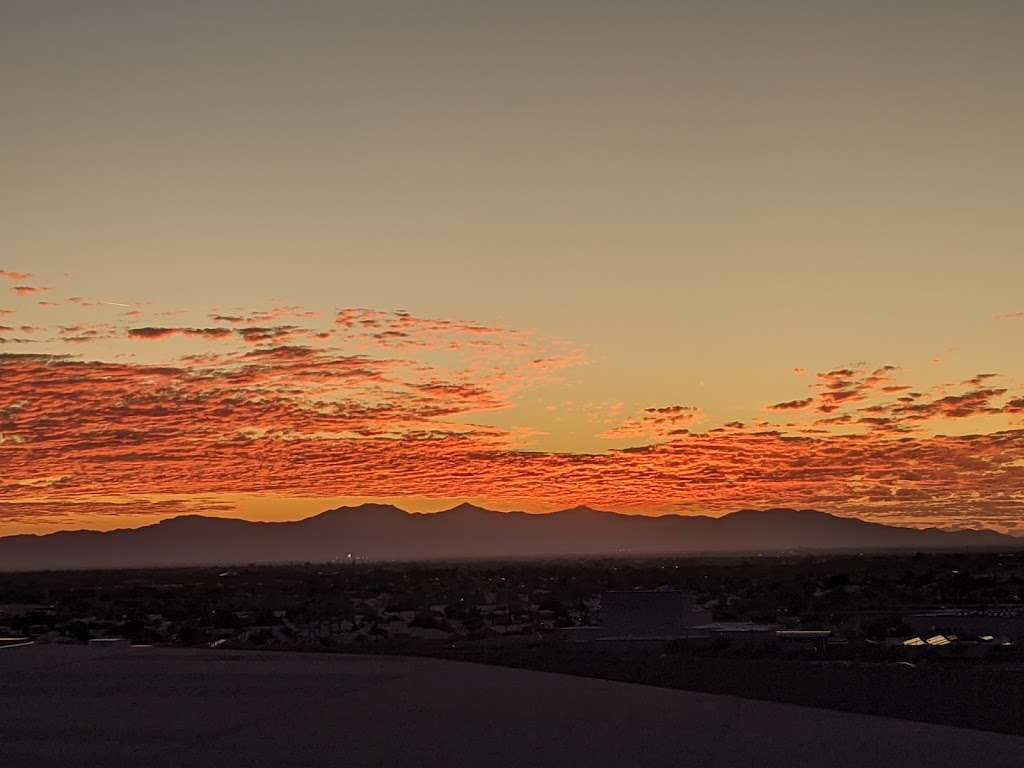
[3,501,1020,540]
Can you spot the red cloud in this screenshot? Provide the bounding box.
[768,397,814,411]
[58,323,120,344]
[128,327,178,339]
[811,365,899,413]
[4,285,1023,535]
[210,306,318,324]
[335,309,518,349]
[963,373,1000,387]
[892,388,1007,421]
[599,405,703,439]
[0,271,33,282]
[236,326,303,344]
[4,349,1023,530]
[129,327,235,340]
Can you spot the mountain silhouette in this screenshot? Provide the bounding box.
[0,505,1018,571]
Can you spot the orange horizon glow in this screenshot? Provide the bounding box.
[2,273,1023,537]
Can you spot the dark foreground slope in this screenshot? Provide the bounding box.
[0,504,1017,570]
[3,645,1023,768]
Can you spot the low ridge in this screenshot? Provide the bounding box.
[0,504,1018,571]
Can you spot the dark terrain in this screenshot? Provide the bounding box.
[6,645,1023,768]
[4,552,1024,735]
[1,504,1018,570]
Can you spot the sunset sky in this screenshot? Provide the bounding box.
[3,2,1023,535]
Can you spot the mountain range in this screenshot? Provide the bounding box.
[0,504,1019,571]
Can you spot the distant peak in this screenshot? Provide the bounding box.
[556,505,609,515]
[306,503,407,520]
[441,502,495,515]
[723,508,828,519]
[155,514,232,526]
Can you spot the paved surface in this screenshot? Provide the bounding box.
[3,645,1024,767]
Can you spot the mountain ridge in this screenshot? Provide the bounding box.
[0,504,1018,571]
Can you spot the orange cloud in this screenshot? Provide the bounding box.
[598,405,703,439]
[3,284,1023,533]
[4,348,1023,531]
[0,271,33,282]
[768,397,813,411]
[129,326,236,340]
[335,308,520,350]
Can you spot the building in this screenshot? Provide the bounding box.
[891,633,1013,656]
[776,629,832,653]
[600,590,711,638]
[690,621,780,645]
[906,609,1024,641]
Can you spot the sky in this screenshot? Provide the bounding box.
[2,2,1023,535]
